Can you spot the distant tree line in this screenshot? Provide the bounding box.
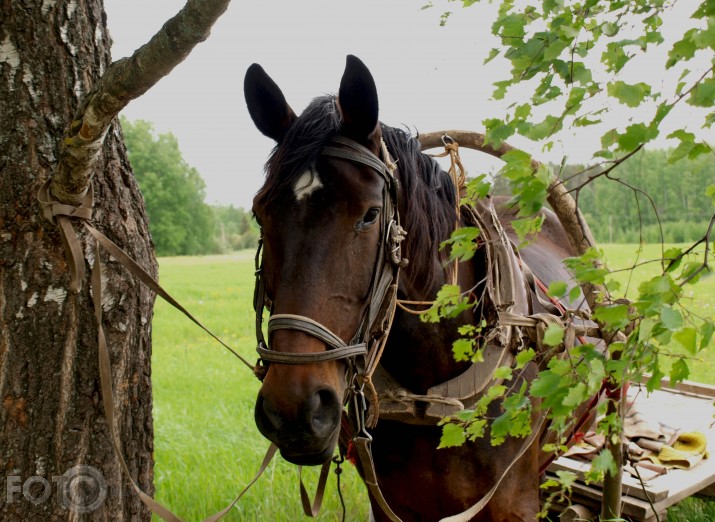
[121,117,258,256]
[123,117,710,253]
[562,149,713,243]
[493,147,713,244]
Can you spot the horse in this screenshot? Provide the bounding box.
[244,55,588,521]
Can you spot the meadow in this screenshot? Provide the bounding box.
[150,244,714,521]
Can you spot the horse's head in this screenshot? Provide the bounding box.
[245,56,400,465]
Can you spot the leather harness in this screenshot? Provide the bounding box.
[251,135,600,522]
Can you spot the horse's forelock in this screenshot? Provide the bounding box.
[255,96,342,209]
[254,103,456,298]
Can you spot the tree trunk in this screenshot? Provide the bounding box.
[1,2,156,519]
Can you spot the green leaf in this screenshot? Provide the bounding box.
[616,123,657,152]
[483,118,516,148]
[589,449,618,480]
[494,366,513,380]
[452,338,479,362]
[701,321,715,350]
[706,184,715,207]
[667,129,701,163]
[688,78,715,107]
[515,348,536,369]
[602,42,630,73]
[547,280,568,298]
[463,174,492,202]
[442,227,481,262]
[563,382,588,407]
[423,284,471,322]
[439,423,466,448]
[667,33,697,68]
[607,81,652,108]
[669,358,690,385]
[484,47,500,64]
[672,326,698,355]
[531,370,561,398]
[512,215,545,243]
[542,324,564,346]
[660,306,683,331]
[593,304,630,331]
[522,115,562,140]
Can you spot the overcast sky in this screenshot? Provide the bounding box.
[103,0,709,211]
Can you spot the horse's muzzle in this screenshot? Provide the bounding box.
[255,387,342,465]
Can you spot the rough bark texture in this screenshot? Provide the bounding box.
[1,1,156,520]
[51,0,231,205]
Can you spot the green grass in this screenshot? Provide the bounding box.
[600,243,715,385]
[150,245,714,520]
[151,252,368,520]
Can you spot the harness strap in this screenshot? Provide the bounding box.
[37,179,277,521]
[298,461,332,517]
[257,342,367,364]
[438,413,548,522]
[254,135,404,377]
[268,314,346,349]
[322,136,396,187]
[354,436,404,522]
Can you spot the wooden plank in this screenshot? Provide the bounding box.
[648,461,715,511]
[549,457,669,503]
[639,376,715,399]
[544,474,654,520]
[543,382,715,519]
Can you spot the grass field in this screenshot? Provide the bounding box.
[150,245,714,521]
[151,252,369,521]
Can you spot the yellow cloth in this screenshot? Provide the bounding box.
[648,432,709,469]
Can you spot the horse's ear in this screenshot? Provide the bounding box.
[338,55,379,142]
[244,63,296,143]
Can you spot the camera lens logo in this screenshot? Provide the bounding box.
[57,465,107,513]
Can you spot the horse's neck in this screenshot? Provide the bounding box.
[384,254,481,394]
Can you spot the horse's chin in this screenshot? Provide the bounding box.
[279,444,336,466]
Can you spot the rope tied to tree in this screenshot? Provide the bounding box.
[37,178,274,522]
[37,179,255,371]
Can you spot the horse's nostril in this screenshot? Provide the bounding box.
[255,393,282,435]
[309,388,340,438]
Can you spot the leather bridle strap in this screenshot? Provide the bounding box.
[298,461,332,517]
[322,135,397,187]
[254,135,403,372]
[354,436,404,522]
[257,314,368,364]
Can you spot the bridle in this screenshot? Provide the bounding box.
[252,135,411,522]
[253,135,408,384]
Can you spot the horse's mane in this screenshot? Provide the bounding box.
[254,95,457,297]
[381,126,457,296]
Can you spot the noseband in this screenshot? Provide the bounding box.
[253,136,407,378]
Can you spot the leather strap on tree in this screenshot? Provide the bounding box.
[37,179,274,520]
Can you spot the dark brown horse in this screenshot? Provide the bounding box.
[244,55,586,521]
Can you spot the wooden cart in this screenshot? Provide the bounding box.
[543,380,715,521]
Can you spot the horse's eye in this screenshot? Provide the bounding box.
[362,208,380,224]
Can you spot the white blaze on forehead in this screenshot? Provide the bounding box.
[293,169,323,201]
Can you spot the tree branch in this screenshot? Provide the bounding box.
[50,0,231,204]
[418,130,597,258]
